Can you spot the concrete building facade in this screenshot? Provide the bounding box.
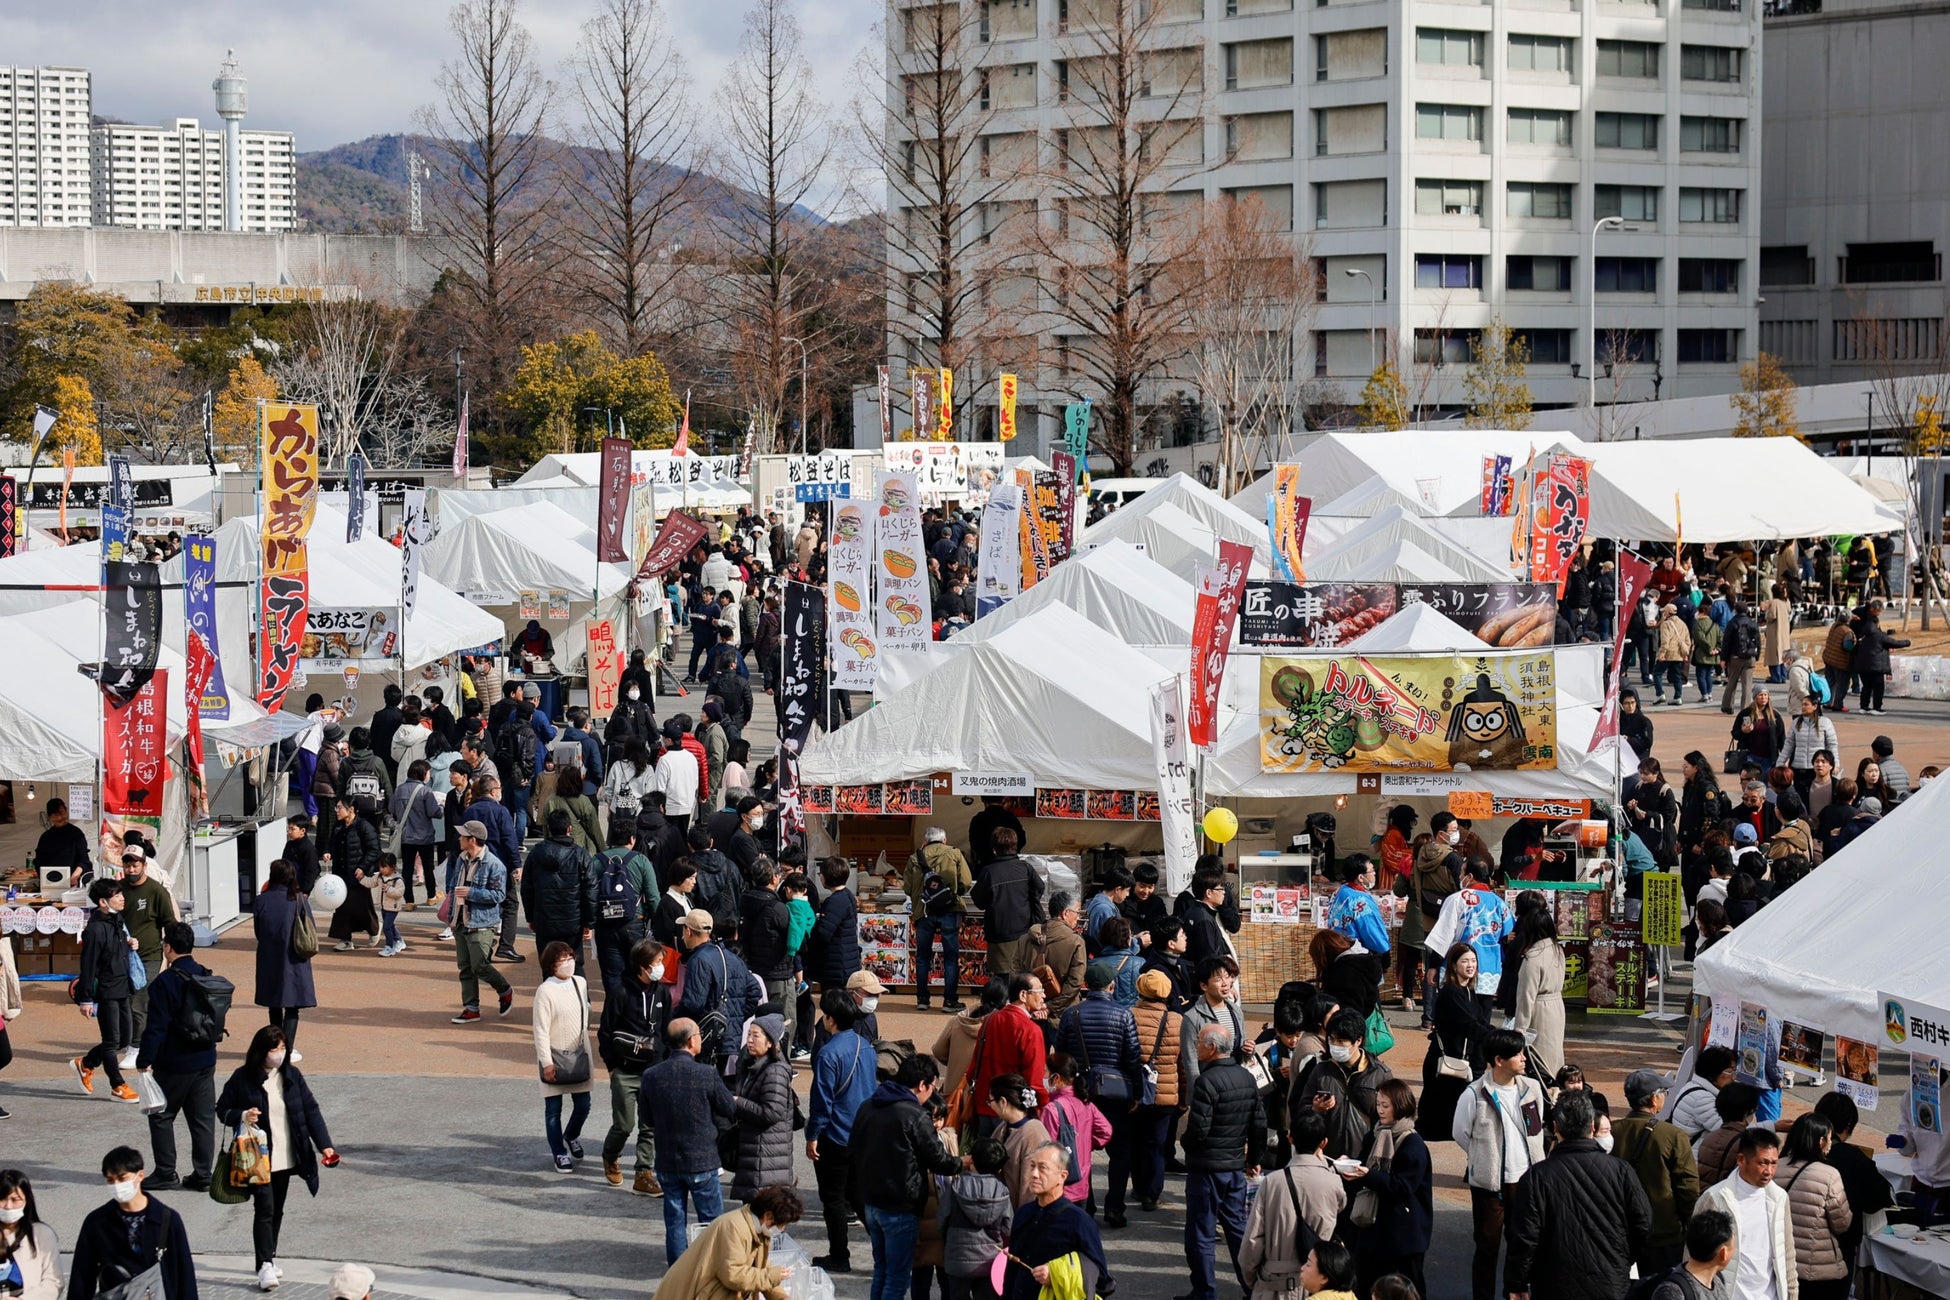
[0,66,95,228]
[90,117,296,232]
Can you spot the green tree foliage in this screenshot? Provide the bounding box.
[1356,361,1410,432]
[502,330,683,462]
[1463,318,1533,430]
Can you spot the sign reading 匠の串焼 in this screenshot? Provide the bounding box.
[1259,652,1557,774]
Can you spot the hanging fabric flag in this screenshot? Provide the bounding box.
[0,476,17,560]
[595,435,633,562]
[828,500,877,690]
[674,390,692,456]
[452,392,469,479]
[874,470,929,652]
[1187,540,1252,748]
[1151,677,1199,897]
[1063,402,1091,466]
[936,368,953,440]
[1051,450,1078,557]
[184,532,230,720]
[32,406,57,440]
[1528,453,1592,597]
[1590,549,1653,748]
[877,366,892,441]
[103,670,168,819]
[911,371,935,440]
[976,483,1023,618]
[259,401,320,711]
[1267,463,1308,582]
[1481,455,1514,516]
[345,454,367,542]
[399,489,429,628]
[998,373,1019,441]
[184,634,215,820]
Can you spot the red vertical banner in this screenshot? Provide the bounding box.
[595,435,633,563]
[587,620,620,714]
[1591,549,1654,748]
[1528,453,1591,596]
[103,670,169,818]
[0,475,16,559]
[1188,540,1252,748]
[183,633,215,819]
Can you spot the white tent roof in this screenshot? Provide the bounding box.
[1695,772,1950,1043]
[1084,473,1266,552]
[1305,505,1511,582]
[1081,500,1271,583]
[1580,439,1901,542]
[802,603,1176,789]
[1317,476,1438,518]
[514,452,752,509]
[1232,431,1589,519]
[1321,540,1472,583]
[1344,603,1491,652]
[420,502,633,602]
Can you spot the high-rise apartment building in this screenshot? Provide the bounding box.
[0,66,95,227]
[886,0,1763,437]
[90,117,295,232]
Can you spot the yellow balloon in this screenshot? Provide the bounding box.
[1202,807,1238,845]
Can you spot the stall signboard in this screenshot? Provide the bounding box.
[874,471,930,653]
[1586,923,1647,1014]
[828,500,878,690]
[884,779,933,816]
[784,452,857,502]
[302,608,399,665]
[103,670,168,818]
[952,770,1035,796]
[1641,872,1685,948]
[637,452,742,486]
[1879,992,1950,1055]
[1446,790,1494,818]
[587,620,620,714]
[1260,651,1557,773]
[1239,581,1557,648]
[883,442,1006,503]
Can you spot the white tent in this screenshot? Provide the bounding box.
[1317,476,1438,518]
[1321,540,1472,583]
[515,451,751,511]
[1232,431,1590,520]
[1695,772,1950,1044]
[1081,500,1272,583]
[1085,473,1266,552]
[1343,603,1491,653]
[1580,439,1901,542]
[801,604,1176,790]
[1305,505,1513,582]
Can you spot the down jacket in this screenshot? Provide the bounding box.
[520,835,597,937]
[1505,1138,1654,1300]
[804,886,860,988]
[851,1080,964,1214]
[1054,990,1142,1099]
[1777,1157,1854,1281]
[1132,998,1184,1109]
[1183,1057,1266,1173]
[729,1052,796,1203]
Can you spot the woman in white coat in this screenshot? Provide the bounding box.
[0,1170,61,1300]
[533,940,594,1175]
[0,924,20,1118]
[1511,905,1567,1079]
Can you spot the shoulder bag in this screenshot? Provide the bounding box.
[542,978,593,1086]
[1075,1010,1133,1105]
[94,1249,168,1300]
[1139,1011,1170,1106]
[1436,1014,1473,1081]
[946,1021,987,1133]
[290,900,320,961]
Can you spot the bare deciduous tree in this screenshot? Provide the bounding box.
[564,0,695,356]
[273,276,444,468]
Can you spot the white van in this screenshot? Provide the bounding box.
[1086,477,1165,512]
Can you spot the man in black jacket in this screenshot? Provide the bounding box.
[1176,871,1241,968]
[135,923,221,1193]
[635,792,690,883]
[73,877,136,1101]
[324,796,382,952]
[1181,1021,1265,1300]
[68,1145,198,1300]
[684,822,744,932]
[520,807,597,976]
[599,937,672,1197]
[849,1055,964,1300]
[640,1017,741,1265]
[739,857,797,1045]
[369,684,405,782]
[1505,1090,1653,1300]
[968,796,1026,876]
[971,828,1045,975]
[711,659,753,745]
[282,815,321,895]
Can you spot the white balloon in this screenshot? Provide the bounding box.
[310,874,348,911]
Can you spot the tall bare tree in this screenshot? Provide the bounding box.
[416,0,556,441]
[711,0,832,454]
[1856,310,1950,623]
[273,278,448,468]
[1013,0,1212,475]
[564,0,695,356]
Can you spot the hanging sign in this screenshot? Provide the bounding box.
[874,471,929,653]
[1188,540,1251,748]
[184,533,230,720]
[103,670,169,818]
[998,373,1019,441]
[828,500,878,690]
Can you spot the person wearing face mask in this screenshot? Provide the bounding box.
[66,1147,197,1300]
[216,1026,335,1292]
[532,940,594,1175]
[597,939,673,1194]
[605,682,658,752]
[0,1170,59,1300]
[1404,815,1462,1019]
[71,877,141,1104]
[653,1183,804,1300]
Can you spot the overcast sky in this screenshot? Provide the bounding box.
[8,0,881,211]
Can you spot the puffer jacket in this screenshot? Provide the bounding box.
[1822,620,1854,671]
[1133,998,1183,1108]
[1505,1139,1654,1300]
[1054,990,1142,1099]
[1656,611,1694,662]
[739,885,794,980]
[519,835,596,936]
[1696,1122,1743,1188]
[851,1080,963,1214]
[1850,613,1909,674]
[939,1173,1014,1278]
[730,1052,795,1203]
[1183,1057,1265,1173]
[804,886,861,987]
[1778,1157,1853,1281]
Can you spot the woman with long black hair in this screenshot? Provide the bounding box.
[217,1025,336,1291]
[1678,751,1730,900]
[0,1169,59,1300]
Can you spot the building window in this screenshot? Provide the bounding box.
[1682,0,1740,10]
[1759,244,1814,286]
[1414,178,1484,216]
[1679,188,1741,223]
[1597,329,1660,363]
[1508,34,1572,72]
[1416,28,1485,66]
[1680,45,1742,82]
[1677,328,1738,362]
[1508,255,1573,291]
[1224,39,1295,90]
[1596,112,1659,149]
[1678,258,1741,292]
[1840,241,1940,284]
[1680,115,1741,152]
[1513,328,1573,363]
[1595,184,1659,222]
[1595,256,1659,292]
[1507,181,1572,219]
[1415,253,1484,289]
[1596,40,1660,77]
[1414,328,1480,364]
[1833,317,1944,362]
[1415,103,1484,141]
[1507,107,1571,145]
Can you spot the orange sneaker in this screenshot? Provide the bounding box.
[71,1057,95,1096]
[111,1084,140,1103]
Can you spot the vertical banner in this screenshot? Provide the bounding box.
[345,454,367,541]
[1032,469,1069,565]
[828,500,878,690]
[1188,539,1252,748]
[674,390,692,456]
[103,669,168,818]
[60,448,76,538]
[877,366,892,441]
[1051,450,1078,557]
[936,368,953,440]
[1018,468,1051,587]
[1510,448,1535,569]
[975,482,1024,617]
[0,475,17,560]
[184,533,230,720]
[1481,455,1514,516]
[400,489,429,625]
[636,510,709,581]
[911,371,935,440]
[202,390,217,479]
[101,560,164,703]
[183,635,214,820]
[1063,402,1091,467]
[108,453,133,510]
[873,471,929,653]
[453,391,470,479]
[259,401,319,711]
[587,619,620,714]
[778,580,828,834]
[1590,548,1654,748]
[998,373,1019,442]
[595,434,633,563]
[1528,453,1591,594]
[1268,463,1309,582]
[1151,676,1199,897]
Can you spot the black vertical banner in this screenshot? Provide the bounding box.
[778,580,828,833]
[99,559,163,703]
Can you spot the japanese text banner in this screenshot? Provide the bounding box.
[1260,651,1558,773]
[1528,453,1591,594]
[636,510,708,581]
[260,403,319,578]
[258,564,309,711]
[103,669,168,818]
[998,373,1018,441]
[595,435,633,563]
[100,560,163,705]
[184,533,230,720]
[1188,540,1251,748]
[1151,676,1199,896]
[975,483,1023,617]
[828,500,878,690]
[874,470,929,653]
[1268,464,1308,582]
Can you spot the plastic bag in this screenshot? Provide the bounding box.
[134,1071,168,1116]
[772,1232,834,1300]
[229,1123,271,1187]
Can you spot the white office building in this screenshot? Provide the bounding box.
[0,66,95,227]
[90,117,296,232]
[887,0,1763,433]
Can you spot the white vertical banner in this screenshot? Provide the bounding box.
[1151,675,1199,898]
[400,489,429,624]
[828,499,878,690]
[877,366,892,441]
[874,470,930,653]
[975,482,1023,618]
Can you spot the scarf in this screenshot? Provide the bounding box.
[1367,1115,1415,1173]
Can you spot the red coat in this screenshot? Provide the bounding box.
[968,1003,1050,1117]
[680,734,710,805]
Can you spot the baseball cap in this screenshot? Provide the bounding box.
[1137,970,1173,1002]
[1859,796,1883,816]
[521,682,540,700]
[681,909,715,933]
[1085,961,1116,990]
[329,1264,375,1300]
[1732,823,1758,845]
[1624,1068,1669,1106]
[847,970,886,996]
[457,820,490,842]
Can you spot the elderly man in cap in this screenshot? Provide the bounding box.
[445,820,515,1024]
[673,908,755,1068]
[329,1264,375,1300]
[1613,1067,1701,1278]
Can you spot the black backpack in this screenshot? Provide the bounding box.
[597,850,641,927]
[921,871,957,919]
[177,969,236,1048]
[494,715,537,788]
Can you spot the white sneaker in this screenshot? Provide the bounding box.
[334,941,355,952]
[288,1051,303,1064]
[379,943,398,957]
[257,1263,279,1291]
[394,940,409,952]
[118,1048,138,1070]
[437,928,454,941]
[273,1266,284,1280]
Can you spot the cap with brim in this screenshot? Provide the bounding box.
[682,909,715,933]
[457,820,491,841]
[329,1264,375,1300]
[1624,1068,1669,1105]
[847,970,886,995]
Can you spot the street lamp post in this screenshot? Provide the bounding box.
[782,336,809,454]
[1589,216,1627,412]
[1346,267,1380,373]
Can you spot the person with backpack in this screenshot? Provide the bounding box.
[1719,602,1764,714]
[673,910,753,1069]
[592,822,659,997]
[135,921,227,1193]
[491,688,545,842]
[906,827,972,1012]
[521,807,599,977]
[598,938,672,1196]
[464,774,525,963]
[1042,1053,1113,1214]
[339,727,392,828]
[1645,1209,1737,1300]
